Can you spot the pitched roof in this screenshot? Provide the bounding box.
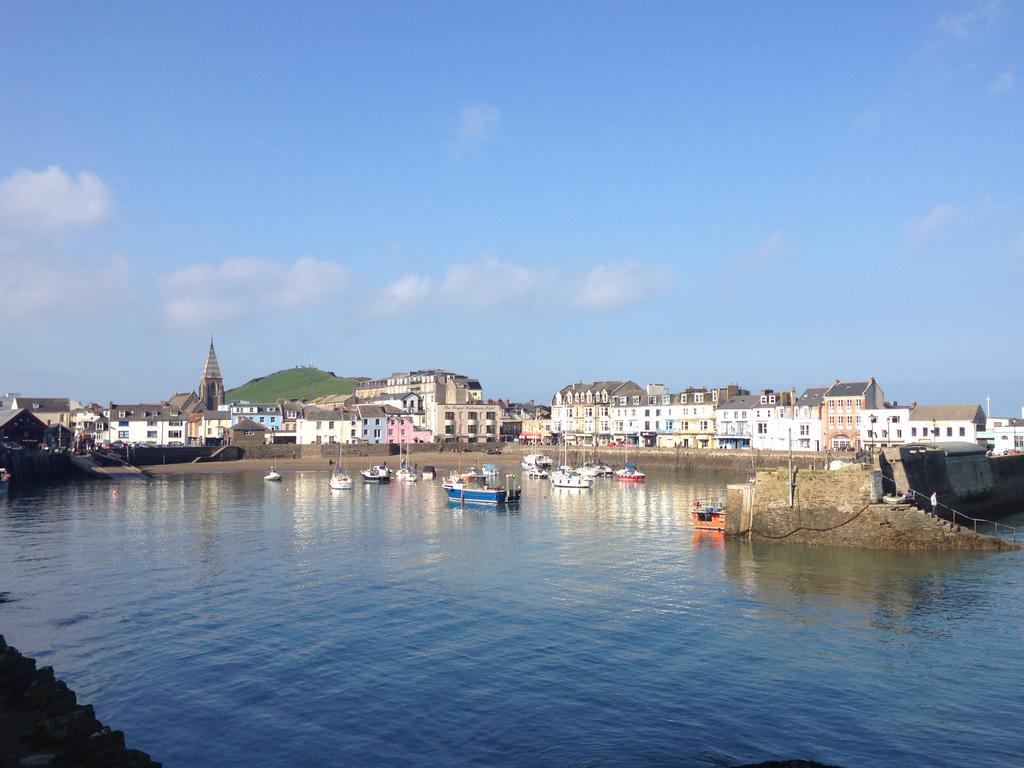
[909,404,985,423]
[717,395,762,410]
[231,417,266,431]
[201,340,222,380]
[796,387,828,407]
[824,380,871,397]
[12,396,71,411]
[0,408,47,430]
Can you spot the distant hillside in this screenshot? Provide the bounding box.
[225,368,360,403]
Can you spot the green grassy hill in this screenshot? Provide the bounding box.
[225,367,360,403]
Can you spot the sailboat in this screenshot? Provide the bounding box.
[264,466,282,482]
[551,436,593,489]
[395,437,418,483]
[329,441,353,490]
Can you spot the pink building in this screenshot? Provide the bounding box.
[387,417,432,444]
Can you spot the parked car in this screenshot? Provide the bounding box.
[484,447,501,455]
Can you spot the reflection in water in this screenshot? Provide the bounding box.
[1,469,1022,768]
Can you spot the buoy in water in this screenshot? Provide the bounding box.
[112,489,119,497]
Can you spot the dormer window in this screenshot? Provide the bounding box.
[769,395,776,404]
[695,393,704,403]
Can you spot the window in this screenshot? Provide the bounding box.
[897,430,902,438]
[645,409,650,417]
[757,422,768,434]
[119,420,129,427]
[445,411,455,420]
[799,424,809,436]
[912,427,917,436]
[259,417,265,423]
[147,430,157,439]
[694,393,704,403]
[486,411,496,420]
[468,412,478,420]
[169,421,182,427]
[445,425,454,434]
[947,427,953,437]
[486,425,495,434]
[168,431,181,439]
[118,430,129,439]
[468,425,477,434]
[959,427,965,437]
[316,421,322,429]
[146,420,157,427]
[631,396,640,405]
[661,395,670,405]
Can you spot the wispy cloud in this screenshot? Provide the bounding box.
[160,256,350,329]
[373,273,433,314]
[737,231,788,273]
[0,166,112,234]
[440,258,548,308]
[459,103,501,141]
[990,67,1016,93]
[905,203,957,243]
[575,260,674,311]
[937,0,1002,40]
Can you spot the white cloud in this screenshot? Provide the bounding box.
[905,203,957,242]
[990,67,1016,93]
[160,256,351,329]
[737,231,788,273]
[938,1,1002,39]
[0,166,112,233]
[575,259,674,311]
[373,273,434,314]
[459,103,501,141]
[440,258,547,307]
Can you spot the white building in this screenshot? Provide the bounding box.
[106,403,189,445]
[296,407,359,445]
[750,389,797,452]
[858,405,911,450]
[906,404,985,445]
[989,418,1024,455]
[715,395,761,450]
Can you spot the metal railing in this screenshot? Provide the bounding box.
[906,489,1018,543]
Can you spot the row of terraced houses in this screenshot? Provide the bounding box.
[548,378,1002,453]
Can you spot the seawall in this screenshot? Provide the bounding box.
[0,449,73,488]
[0,635,160,766]
[726,467,1019,550]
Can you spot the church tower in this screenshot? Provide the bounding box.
[199,338,225,410]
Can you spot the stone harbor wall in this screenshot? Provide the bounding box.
[726,467,1019,550]
[0,635,160,767]
[0,450,73,488]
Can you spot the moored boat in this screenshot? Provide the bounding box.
[264,467,282,482]
[521,453,553,471]
[526,466,549,479]
[615,463,645,482]
[551,466,593,489]
[0,467,10,494]
[691,500,725,531]
[361,464,391,483]
[578,461,614,478]
[444,471,521,506]
[421,465,436,480]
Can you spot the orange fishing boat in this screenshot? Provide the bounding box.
[691,500,725,531]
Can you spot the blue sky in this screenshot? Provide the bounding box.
[1,1,1022,413]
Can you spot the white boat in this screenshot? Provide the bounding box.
[0,467,10,494]
[578,461,614,478]
[264,467,282,482]
[421,465,436,480]
[329,471,353,490]
[551,465,593,489]
[395,441,418,482]
[328,443,353,489]
[361,464,391,483]
[521,453,554,471]
[526,466,549,479]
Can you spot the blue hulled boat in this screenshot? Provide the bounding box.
[443,471,521,506]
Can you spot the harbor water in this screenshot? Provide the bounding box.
[2,470,1023,767]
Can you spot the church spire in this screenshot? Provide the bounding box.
[199,338,224,410]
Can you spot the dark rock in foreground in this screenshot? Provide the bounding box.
[0,635,160,767]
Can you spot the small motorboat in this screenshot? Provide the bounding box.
[526,466,549,479]
[691,500,725,531]
[550,466,593,489]
[882,493,911,505]
[615,463,645,482]
[444,471,521,506]
[264,467,282,482]
[361,464,391,483]
[578,461,615,478]
[329,468,353,490]
[483,463,499,477]
[0,467,10,494]
[521,453,554,471]
[421,465,436,480]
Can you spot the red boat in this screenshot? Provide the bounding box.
[615,463,646,482]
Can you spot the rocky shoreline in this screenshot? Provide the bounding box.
[0,636,159,768]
